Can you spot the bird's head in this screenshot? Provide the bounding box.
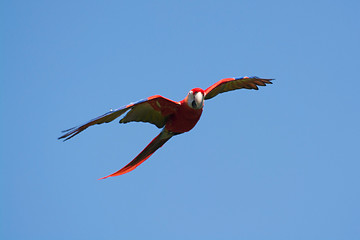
[186,88,205,109]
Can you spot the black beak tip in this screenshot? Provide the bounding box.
[192,101,197,108]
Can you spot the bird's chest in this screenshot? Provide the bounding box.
[165,106,203,133]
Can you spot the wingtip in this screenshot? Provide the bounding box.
[98,176,109,180]
[57,136,66,141]
[57,134,71,142]
[97,171,126,180]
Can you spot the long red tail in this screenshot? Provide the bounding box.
[98,130,174,179]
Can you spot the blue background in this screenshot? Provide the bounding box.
[1,0,359,239]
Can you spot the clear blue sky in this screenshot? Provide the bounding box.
[1,0,359,239]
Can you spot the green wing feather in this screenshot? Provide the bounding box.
[204,76,273,100]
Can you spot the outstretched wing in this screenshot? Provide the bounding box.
[58,95,180,141]
[204,76,273,100]
[99,129,175,179]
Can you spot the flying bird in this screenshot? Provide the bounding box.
[59,76,273,179]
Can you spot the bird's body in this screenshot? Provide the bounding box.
[59,76,273,179]
[166,99,203,133]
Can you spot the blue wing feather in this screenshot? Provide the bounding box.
[58,105,133,141]
[58,96,179,141]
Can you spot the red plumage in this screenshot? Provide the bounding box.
[59,76,273,179]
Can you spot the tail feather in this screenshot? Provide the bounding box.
[99,130,175,179]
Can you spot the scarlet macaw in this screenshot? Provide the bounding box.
[59,76,273,179]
